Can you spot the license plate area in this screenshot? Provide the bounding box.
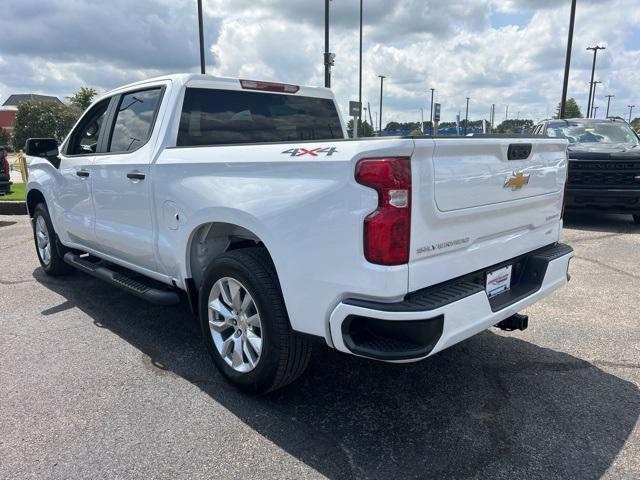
[486,265,513,298]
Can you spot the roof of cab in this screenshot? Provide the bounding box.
[102,73,334,100]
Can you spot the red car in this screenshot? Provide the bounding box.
[0,146,12,196]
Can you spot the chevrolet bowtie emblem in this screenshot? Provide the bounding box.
[504,171,530,191]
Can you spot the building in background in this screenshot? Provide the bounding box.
[0,94,64,136]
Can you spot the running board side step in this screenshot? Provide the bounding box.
[63,253,180,305]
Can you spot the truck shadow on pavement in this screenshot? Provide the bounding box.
[564,211,639,234]
[35,268,640,480]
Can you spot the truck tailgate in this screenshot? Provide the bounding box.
[409,137,568,293]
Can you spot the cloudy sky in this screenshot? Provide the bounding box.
[1,0,639,125]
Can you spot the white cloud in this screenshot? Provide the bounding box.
[1,0,638,125]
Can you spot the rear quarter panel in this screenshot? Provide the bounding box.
[153,139,415,340]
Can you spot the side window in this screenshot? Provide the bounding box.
[67,99,110,156]
[108,88,162,153]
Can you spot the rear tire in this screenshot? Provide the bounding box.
[633,214,640,225]
[199,248,312,394]
[32,203,73,276]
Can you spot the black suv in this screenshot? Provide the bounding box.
[0,146,12,196]
[533,118,640,224]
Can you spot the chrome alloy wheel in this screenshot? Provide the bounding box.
[35,215,51,266]
[208,277,263,373]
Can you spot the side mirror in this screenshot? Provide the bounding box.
[25,138,59,159]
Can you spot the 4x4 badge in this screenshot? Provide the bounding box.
[282,147,338,157]
[504,171,530,191]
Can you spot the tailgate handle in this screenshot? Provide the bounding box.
[508,144,532,161]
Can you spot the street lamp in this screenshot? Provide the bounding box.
[605,94,615,118]
[378,75,386,134]
[629,105,636,123]
[592,106,599,118]
[590,80,602,117]
[464,97,470,135]
[324,0,335,88]
[197,0,206,74]
[586,45,606,118]
[358,0,363,136]
[559,0,577,119]
[429,88,435,135]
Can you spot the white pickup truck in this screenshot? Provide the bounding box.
[25,74,573,393]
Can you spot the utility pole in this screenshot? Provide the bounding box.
[464,97,470,135]
[560,0,577,118]
[590,80,601,118]
[197,0,206,74]
[505,105,509,122]
[592,106,599,118]
[420,108,424,134]
[586,45,606,118]
[491,104,496,130]
[605,94,615,118]
[358,0,363,136]
[629,105,636,123]
[324,0,334,88]
[429,88,435,136]
[378,75,386,134]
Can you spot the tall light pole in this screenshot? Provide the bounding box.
[464,97,470,135]
[429,88,435,135]
[197,0,206,74]
[358,0,363,136]
[505,105,509,121]
[605,94,615,118]
[592,106,599,118]
[378,75,386,134]
[324,0,334,88]
[490,104,496,131]
[420,108,424,134]
[629,105,636,123]
[590,80,601,117]
[560,0,577,119]
[586,45,606,118]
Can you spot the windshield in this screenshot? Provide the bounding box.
[546,121,639,145]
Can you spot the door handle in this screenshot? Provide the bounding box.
[126,171,146,181]
[76,169,90,178]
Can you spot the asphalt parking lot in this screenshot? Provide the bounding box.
[1,212,639,480]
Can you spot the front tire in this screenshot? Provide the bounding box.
[32,203,73,276]
[199,248,312,394]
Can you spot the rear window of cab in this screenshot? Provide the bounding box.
[177,88,343,146]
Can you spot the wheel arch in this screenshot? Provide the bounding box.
[185,221,277,292]
[26,188,47,218]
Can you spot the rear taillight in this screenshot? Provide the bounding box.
[355,157,411,266]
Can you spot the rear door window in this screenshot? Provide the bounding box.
[108,88,162,153]
[177,88,343,146]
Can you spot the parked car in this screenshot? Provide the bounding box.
[25,74,573,393]
[0,146,12,196]
[533,118,640,224]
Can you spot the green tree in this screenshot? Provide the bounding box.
[495,119,535,134]
[0,127,11,147]
[68,87,98,112]
[12,101,80,151]
[555,98,582,119]
[346,120,375,138]
[631,117,640,132]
